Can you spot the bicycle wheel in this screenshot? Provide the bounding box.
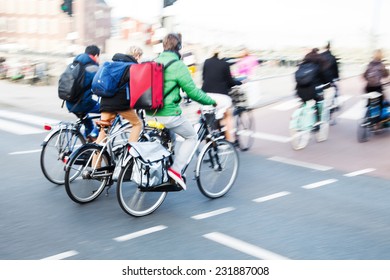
[40,129,85,185]
[357,118,371,142]
[315,107,330,142]
[235,108,254,151]
[117,158,167,217]
[290,129,311,150]
[196,139,239,198]
[64,144,110,204]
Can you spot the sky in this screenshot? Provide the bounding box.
[105,0,390,50]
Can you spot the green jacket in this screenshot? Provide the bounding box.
[147,51,216,116]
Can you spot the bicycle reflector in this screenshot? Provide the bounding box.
[44,124,52,131]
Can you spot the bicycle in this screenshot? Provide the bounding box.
[63,115,133,203]
[289,83,332,150]
[229,85,255,151]
[40,113,101,185]
[116,107,240,217]
[357,89,390,142]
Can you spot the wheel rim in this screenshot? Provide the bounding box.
[65,147,108,203]
[41,130,85,185]
[117,159,167,216]
[196,141,238,198]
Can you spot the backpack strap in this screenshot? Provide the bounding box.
[163,59,179,98]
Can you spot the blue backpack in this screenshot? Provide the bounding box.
[91,61,133,97]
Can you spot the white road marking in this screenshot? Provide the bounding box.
[203,232,289,260]
[252,132,291,143]
[41,250,78,260]
[344,168,376,177]
[253,191,291,203]
[0,118,44,134]
[302,179,338,189]
[269,156,333,171]
[271,98,301,111]
[113,225,167,242]
[337,99,366,120]
[9,149,41,155]
[0,110,59,126]
[191,207,235,220]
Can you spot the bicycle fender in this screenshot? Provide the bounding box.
[41,126,79,146]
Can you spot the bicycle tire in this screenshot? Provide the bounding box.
[196,139,239,198]
[235,108,254,151]
[40,129,85,185]
[315,107,330,142]
[116,157,167,217]
[64,144,110,204]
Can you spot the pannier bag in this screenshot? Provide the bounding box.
[128,141,171,188]
[128,60,177,110]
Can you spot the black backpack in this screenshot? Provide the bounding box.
[295,62,319,86]
[58,61,89,103]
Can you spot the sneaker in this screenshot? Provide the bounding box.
[167,168,186,190]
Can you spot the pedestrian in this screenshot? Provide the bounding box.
[66,45,101,141]
[146,33,217,190]
[201,46,241,143]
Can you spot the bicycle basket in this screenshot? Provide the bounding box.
[229,86,248,107]
[201,107,220,131]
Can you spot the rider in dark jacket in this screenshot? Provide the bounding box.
[66,45,100,140]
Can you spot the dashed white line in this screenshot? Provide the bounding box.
[253,191,291,203]
[302,179,338,189]
[203,232,289,260]
[41,250,79,260]
[271,98,300,111]
[191,207,235,220]
[269,156,333,171]
[252,132,291,143]
[9,149,41,155]
[344,168,376,177]
[113,225,167,242]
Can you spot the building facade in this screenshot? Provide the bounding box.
[0,0,111,54]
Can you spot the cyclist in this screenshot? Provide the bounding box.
[146,33,217,190]
[296,48,331,126]
[65,45,101,142]
[201,46,242,143]
[233,47,259,82]
[320,42,340,108]
[95,46,144,145]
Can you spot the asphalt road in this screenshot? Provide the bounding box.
[1,75,390,261]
